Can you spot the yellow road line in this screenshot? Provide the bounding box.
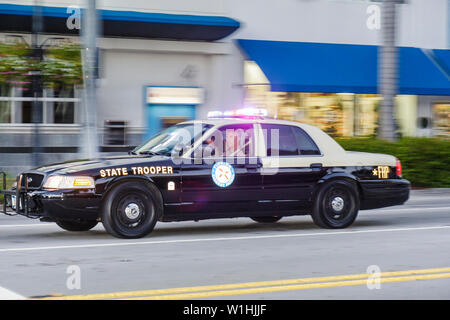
[41,267,450,300]
[127,272,450,300]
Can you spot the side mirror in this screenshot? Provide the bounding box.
[172,145,184,157]
[128,147,137,155]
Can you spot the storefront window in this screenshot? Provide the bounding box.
[21,86,39,124]
[300,93,348,137]
[0,41,81,124]
[433,103,450,137]
[243,61,421,138]
[0,84,11,123]
[244,86,381,137]
[355,95,380,136]
[0,101,11,123]
[53,83,75,124]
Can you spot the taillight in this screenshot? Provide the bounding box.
[396,158,402,177]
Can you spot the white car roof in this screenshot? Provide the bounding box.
[182,118,346,156]
[180,118,396,166]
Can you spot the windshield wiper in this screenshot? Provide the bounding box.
[138,151,166,156]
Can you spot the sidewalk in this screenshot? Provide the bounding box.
[410,188,450,196]
[408,188,450,204]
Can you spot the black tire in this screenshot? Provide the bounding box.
[311,180,360,229]
[101,181,162,239]
[56,220,98,232]
[251,216,282,223]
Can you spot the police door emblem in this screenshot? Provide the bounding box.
[211,162,235,188]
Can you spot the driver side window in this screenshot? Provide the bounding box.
[202,124,255,158]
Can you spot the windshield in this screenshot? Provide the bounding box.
[132,123,213,156]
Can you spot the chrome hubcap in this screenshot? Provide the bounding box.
[124,203,140,220]
[331,197,344,212]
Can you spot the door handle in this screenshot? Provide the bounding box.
[245,163,262,170]
[310,163,323,171]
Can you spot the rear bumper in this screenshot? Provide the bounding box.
[359,179,410,210]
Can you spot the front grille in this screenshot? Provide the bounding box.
[19,173,45,190]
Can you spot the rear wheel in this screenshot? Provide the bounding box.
[101,181,162,239]
[56,220,98,232]
[251,216,282,223]
[311,180,359,229]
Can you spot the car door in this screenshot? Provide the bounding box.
[259,123,326,210]
[180,123,263,215]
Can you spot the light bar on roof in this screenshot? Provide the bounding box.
[207,111,223,118]
[207,108,268,119]
[223,110,235,117]
[236,107,268,117]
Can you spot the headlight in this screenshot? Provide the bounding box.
[43,176,95,190]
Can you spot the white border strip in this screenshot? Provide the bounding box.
[0,286,25,300]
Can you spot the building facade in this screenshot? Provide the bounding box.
[0,0,449,174]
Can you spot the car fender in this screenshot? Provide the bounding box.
[313,172,362,199]
[102,175,158,198]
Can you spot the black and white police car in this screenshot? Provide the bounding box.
[1,109,410,238]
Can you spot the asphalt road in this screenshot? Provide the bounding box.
[0,188,449,300]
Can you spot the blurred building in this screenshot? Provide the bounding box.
[0,0,449,173]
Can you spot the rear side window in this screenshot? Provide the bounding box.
[261,124,320,156]
[261,124,298,156]
[292,127,321,155]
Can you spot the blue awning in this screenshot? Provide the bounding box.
[237,39,450,95]
[0,4,240,41]
[432,49,450,79]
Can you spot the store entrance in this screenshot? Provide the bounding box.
[161,117,188,130]
[145,104,196,141]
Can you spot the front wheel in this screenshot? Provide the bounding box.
[101,181,162,239]
[56,220,98,232]
[311,180,359,229]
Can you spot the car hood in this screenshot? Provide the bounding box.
[32,155,173,175]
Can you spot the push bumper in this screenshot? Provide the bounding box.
[0,171,16,216]
[359,178,410,210]
[1,172,101,221]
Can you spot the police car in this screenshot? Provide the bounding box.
[1,108,410,238]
